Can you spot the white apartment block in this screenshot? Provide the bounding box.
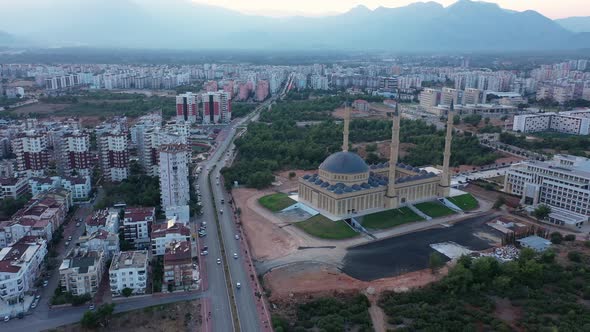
[0,238,47,305]
[463,88,481,104]
[59,249,105,296]
[109,250,148,296]
[123,207,155,249]
[504,155,590,229]
[98,130,129,182]
[29,176,92,200]
[134,124,161,177]
[151,222,191,256]
[159,144,190,209]
[440,87,461,106]
[513,110,590,135]
[419,88,440,110]
[0,177,29,200]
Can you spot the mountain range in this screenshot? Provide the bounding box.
[556,17,590,33]
[1,0,589,52]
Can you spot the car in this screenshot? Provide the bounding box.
[236,282,241,289]
[216,258,222,265]
[200,250,208,256]
[76,222,80,227]
[219,209,223,214]
[43,280,49,287]
[216,181,219,185]
[35,294,41,300]
[65,241,70,246]
[220,199,224,204]
[201,222,207,227]
[31,302,37,309]
[89,304,95,310]
[4,315,9,322]
[234,234,240,240]
[195,185,200,189]
[198,233,205,238]
[233,253,238,259]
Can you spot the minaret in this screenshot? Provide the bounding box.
[439,101,454,197]
[386,101,401,208]
[342,104,350,152]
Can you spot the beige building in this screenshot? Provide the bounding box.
[299,103,454,218]
[419,88,441,110]
[59,248,105,296]
[463,88,482,105]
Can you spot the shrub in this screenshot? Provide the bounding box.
[564,234,576,242]
[550,232,563,244]
[568,251,582,263]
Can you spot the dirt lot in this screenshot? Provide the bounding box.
[13,102,69,115]
[332,106,389,120]
[51,300,201,332]
[264,261,448,301]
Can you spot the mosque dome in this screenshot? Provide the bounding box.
[319,151,369,175]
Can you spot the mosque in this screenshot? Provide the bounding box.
[298,102,455,219]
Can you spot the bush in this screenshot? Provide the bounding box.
[568,251,582,263]
[122,287,133,297]
[550,232,563,244]
[564,234,576,242]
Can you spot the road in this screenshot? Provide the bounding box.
[2,291,204,332]
[194,79,292,331]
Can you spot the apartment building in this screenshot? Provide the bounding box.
[134,124,161,177]
[77,229,120,259]
[440,87,462,106]
[175,92,199,124]
[504,154,590,229]
[159,144,190,223]
[352,99,370,112]
[60,131,93,176]
[513,110,590,135]
[151,222,191,256]
[109,250,148,296]
[29,175,91,200]
[163,241,195,289]
[59,249,105,296]
[419,88,440,110]
[98,130,129,182]
[202,91,232,124]
[122,207,155,249]
[0,237,47,305]
[85,208,120,234]
[11,131,50,177]
[463,88,482,104]
[0,176,29,200]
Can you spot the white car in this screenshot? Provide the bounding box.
[216,258,222,265]
[31,302,37,309]
[219,209,223,214]
[233,253,238,259]
[35,294,41,300]
[4,315,9,322]
[236,282,241,289]
[89,304,95,310]
[68,236,72,241]
[234,234,240,240]
[216,181,219,185]
[200,251,208,256]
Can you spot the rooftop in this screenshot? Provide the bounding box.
[319,151,369,175]
[124,207,155,223]
[110,250,148,270]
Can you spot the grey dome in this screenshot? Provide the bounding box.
[319,152,369,174]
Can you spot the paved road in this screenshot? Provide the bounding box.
[2,288,204,332]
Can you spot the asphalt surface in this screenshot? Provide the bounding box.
[195,96,278,332]
[342,213,501,281]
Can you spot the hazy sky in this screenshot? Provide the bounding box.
[192,0,589,19]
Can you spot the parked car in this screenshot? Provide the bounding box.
[233,253,238,259]
[76,222,80,227]
[89,304,95,310]
[216,258,222,265]
[68,236,72,241]
[65,241,70,246]
[236,282,241,289]
[42,280,48,287]
[35,294,41,300]
[234,234,239,240]
[3,315,9,322]
[200,251,208,256]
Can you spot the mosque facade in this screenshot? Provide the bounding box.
[298,102,455,218]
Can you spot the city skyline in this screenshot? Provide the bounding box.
[192,0,590,19]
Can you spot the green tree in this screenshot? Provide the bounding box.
[493,196,506,209]
[122,287,133,297]
[550,232,563,244]
[532,204,551,220]
[429,252,445,273]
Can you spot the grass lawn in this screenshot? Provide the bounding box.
[414,201,456,218]
[258,193,296,212]
[295,214,358,240]
[447,193,479,211]
[361,207,424,230]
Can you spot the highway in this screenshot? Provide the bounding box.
[194,86,285,331]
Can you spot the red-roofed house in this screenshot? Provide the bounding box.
[0,237,47,305]
[163,240,196,289]
[151,223,190,256]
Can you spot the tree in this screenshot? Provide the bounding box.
[493,196,506,209]
[568,251,582,263]
[121,287,133,297]
[429,252,445,273]
[80,303,115,328]
[288,171,296,179]
[550,232,563,244]
[532,204,551,220]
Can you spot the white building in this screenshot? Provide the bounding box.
[513,110,590,135]
[29,176,91,200]
[175,92,198,124]
[419,88,441,110]
[123,207,155,250]
[159,144,191,222]
[77,229,120,259]
[59,248,105,296]
[504,154,590,229]
[109,250,149,296]
[151,222,191,256]
[0,177,29,200]
[0,237,47,305]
